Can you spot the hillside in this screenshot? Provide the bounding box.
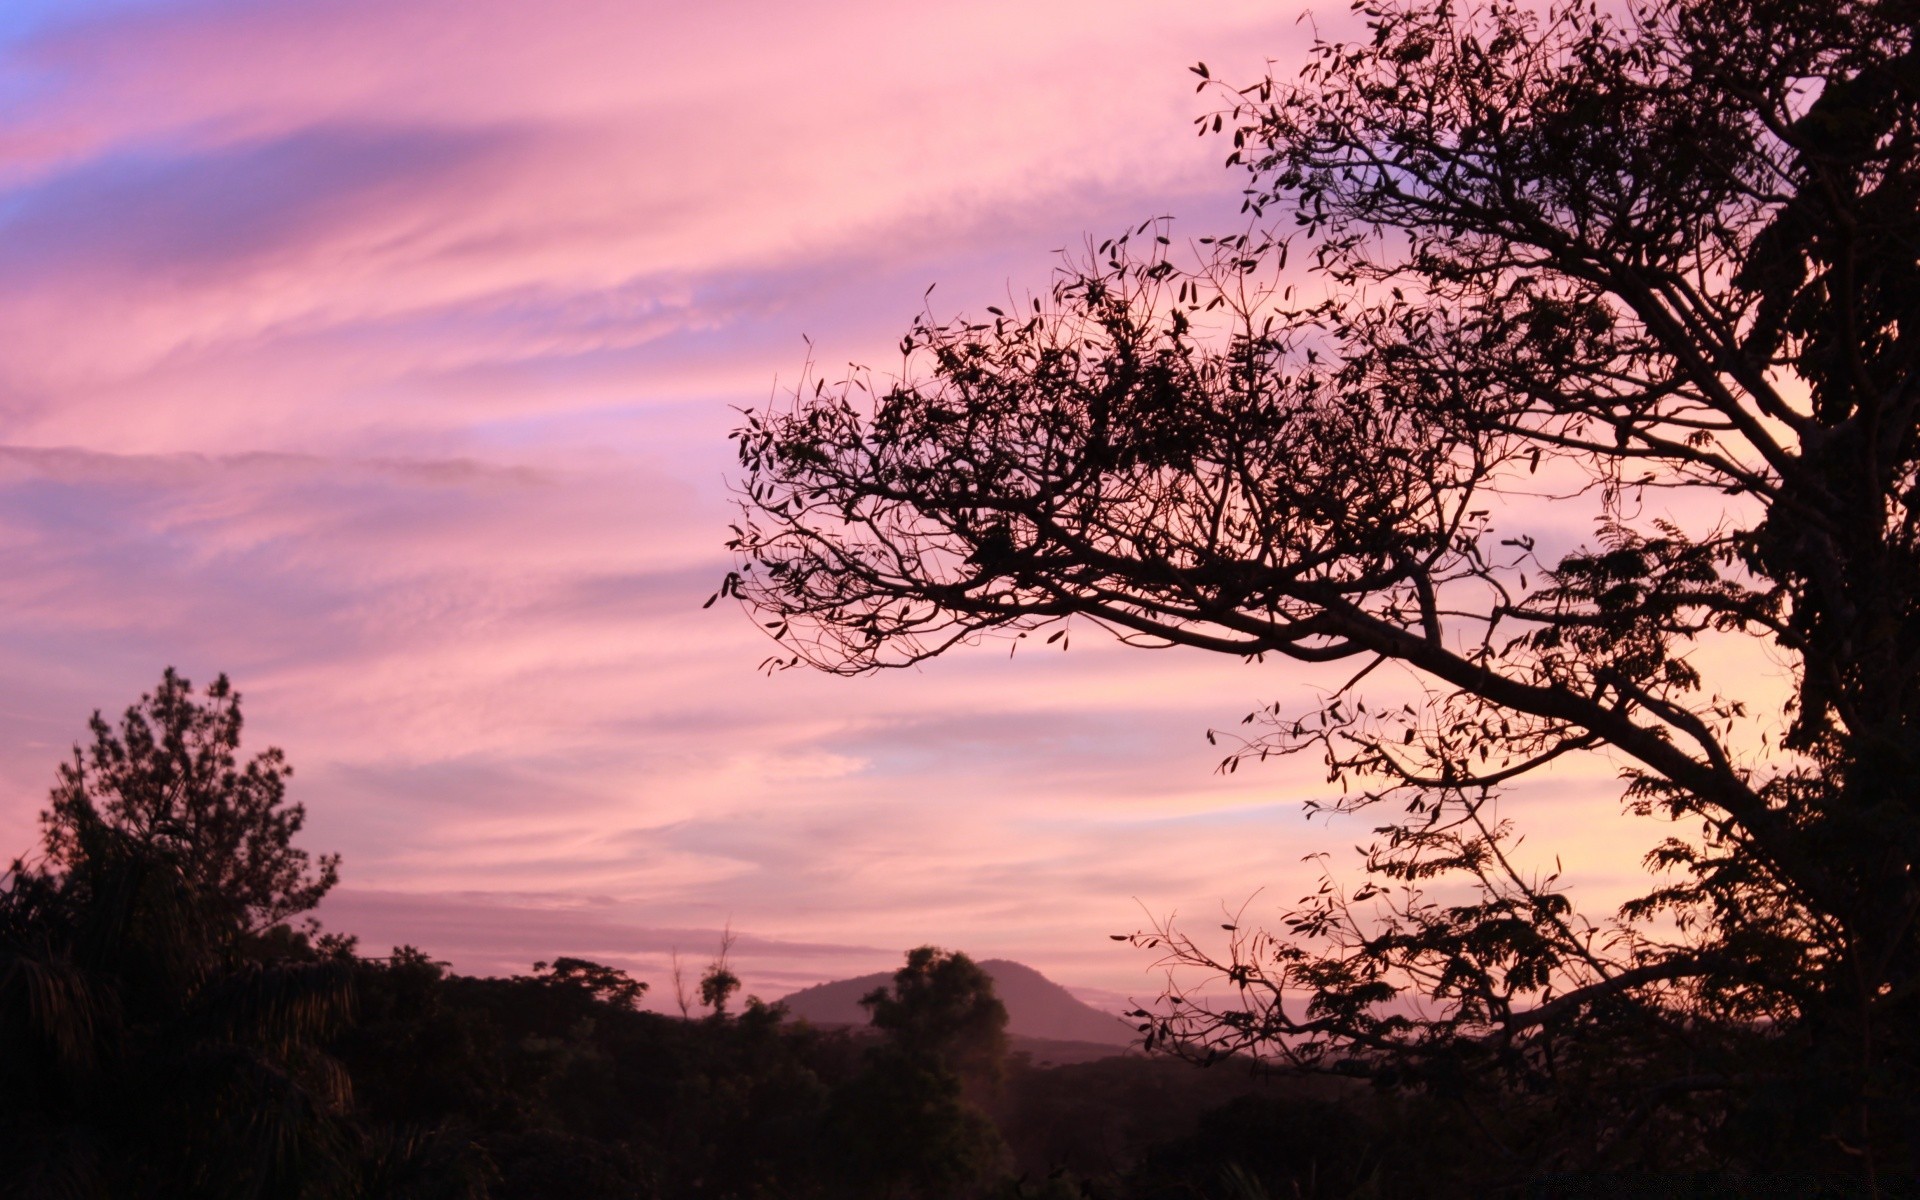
[779,959,1137,1049]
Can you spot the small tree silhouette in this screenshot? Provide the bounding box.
[699,920,741,1015]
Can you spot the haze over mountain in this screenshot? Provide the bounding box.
[780,959,1137,1048]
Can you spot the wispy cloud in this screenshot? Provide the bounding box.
[0,0,1662,1011]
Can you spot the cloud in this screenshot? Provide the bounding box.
[0,123,518,281]
[0,0,1681,1013]
[0,0,1291,417]
[315,885,895,995]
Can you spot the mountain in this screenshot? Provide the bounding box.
[778,959,1138,1049]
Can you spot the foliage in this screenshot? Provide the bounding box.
[992,1051,1278,1188]
[520,957,648,1010]
[726,0,1920,1181]
[3,676,1250,1198]
[1124,1091,1387,1200]
[42,667,339,941]
[699,964,742,1015]
[340,948,1009,1199]
[826,1050,1007,1200]
[698,921,742,1015]
[863,945,1010,1085]
[822,947,1013,1199]
[0,669,355,1197]
[0,675,1404,1198]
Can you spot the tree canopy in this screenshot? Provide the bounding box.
[836,948,1012,1198]
[0,675,1470,1198]
[41,667,339,941]
[1,669,353,1196]
[862,945,1009,1085]
[728,0,1920,1179]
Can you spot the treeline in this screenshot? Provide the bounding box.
[322,943,1393,1199]
[10,673,1886,1198]
[0,671,1421,1200]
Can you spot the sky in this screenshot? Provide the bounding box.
[0,0,1665,1011]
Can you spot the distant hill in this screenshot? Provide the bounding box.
[778,959,1138,1049]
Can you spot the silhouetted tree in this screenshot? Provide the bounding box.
[42,666,339,943]
[0,669,354,1197]
[728,0,1920,1182]
[522,957,649,1011]
[863,946,1009,1089]
[700,923,742,1016]
[828,948,1010,1198]
[2,679,1492,1195]
[699,966,742,1017]
[335,948,879,1199]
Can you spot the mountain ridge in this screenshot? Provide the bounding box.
[778,958,1137,1048]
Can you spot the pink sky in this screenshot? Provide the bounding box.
[0,0,1697,1011]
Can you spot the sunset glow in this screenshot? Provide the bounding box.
[0,0,1753,1009]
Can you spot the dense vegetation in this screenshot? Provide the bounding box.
[0,670,1429,1200]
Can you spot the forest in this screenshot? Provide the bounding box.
[3,673,1903,1196]
[0,668,1487,1199]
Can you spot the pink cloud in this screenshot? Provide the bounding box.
[0,0,1725,1011]
[0,0,1317,446]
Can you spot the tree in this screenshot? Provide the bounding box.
[826,948,1010,1198]
[699,920,742,1016]
[0,669,354,1196]
[524,957,649,1011]
[727,0,1919,1181]
[862,946,1009,1088]
[42,666,339,942]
